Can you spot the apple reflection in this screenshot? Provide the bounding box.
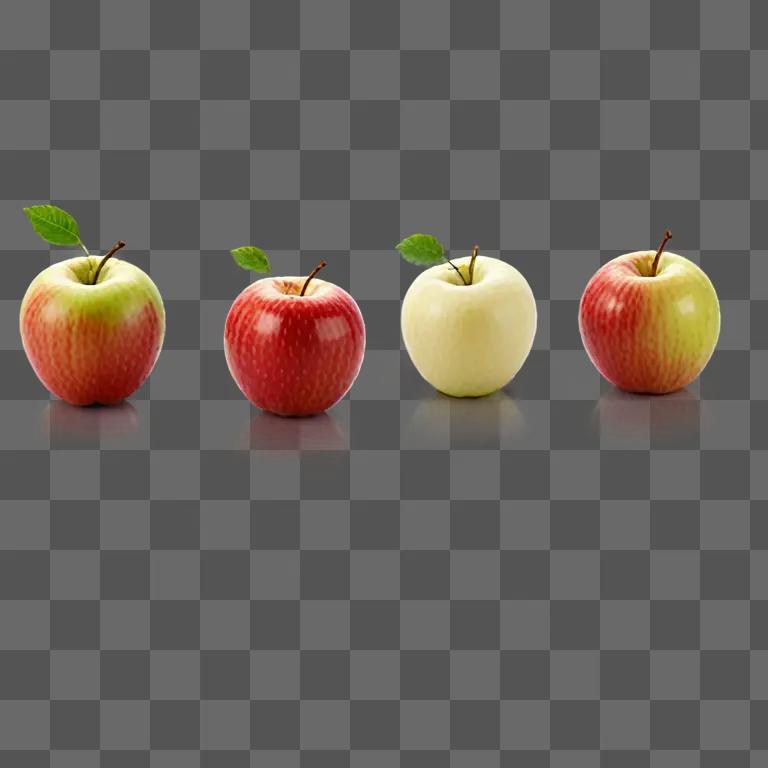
[408,390,526,448]
[596,387,701,448]
[248,406,349,451]
[44,399,139,444]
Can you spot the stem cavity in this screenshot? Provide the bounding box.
[468,244,479,285]
[300,260,327,296]
[443,257,468,285]
[443,245,479,286]
[91,240,126,285]
[650,229,672,277]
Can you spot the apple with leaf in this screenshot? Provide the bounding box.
[224,247,365,416]
[20,205,165,405]
[396,234,537,397]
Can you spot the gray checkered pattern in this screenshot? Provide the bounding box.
[0,0,765,765]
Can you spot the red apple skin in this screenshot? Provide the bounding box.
[20,257,165,406]
[579,251,720,395]
[224,277,366,416]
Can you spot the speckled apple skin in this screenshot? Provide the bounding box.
[20,256,165,406]
[579,250,720,394]
[224,277,366,416]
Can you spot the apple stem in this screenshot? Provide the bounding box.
[443,257,468,285]
[91,240,126,285]
[650,229,672,277]
[468,244,479,285]
[300,260,327,296]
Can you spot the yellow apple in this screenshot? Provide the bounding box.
[401,255,537,397]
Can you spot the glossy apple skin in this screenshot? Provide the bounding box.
[20,256,165,406]
[579,250,720,394]
[224,277,366,416]
[401,255,537,397]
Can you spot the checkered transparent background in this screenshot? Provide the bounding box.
[1,0,767,765]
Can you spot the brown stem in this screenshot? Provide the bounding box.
[91,240,126,285]
[443,257,468,285]
[650,229,672,277]
[300,260,327,296]
[468,244,479,285]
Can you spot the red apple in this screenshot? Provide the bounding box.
[579,231,720,395]
[224,251,365,416]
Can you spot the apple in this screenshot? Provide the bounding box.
[397,235,537,397]
[224,247,365,416]
[20,206,165,406]
[579,230,720,394]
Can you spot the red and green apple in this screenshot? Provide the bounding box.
[20,205,165,406]
[579,230,720,394]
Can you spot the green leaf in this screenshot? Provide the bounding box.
[23,205,83,247]
[395,233,445,266]
[231,246,271,273]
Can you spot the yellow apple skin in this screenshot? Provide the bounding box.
[401,255,537,397]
